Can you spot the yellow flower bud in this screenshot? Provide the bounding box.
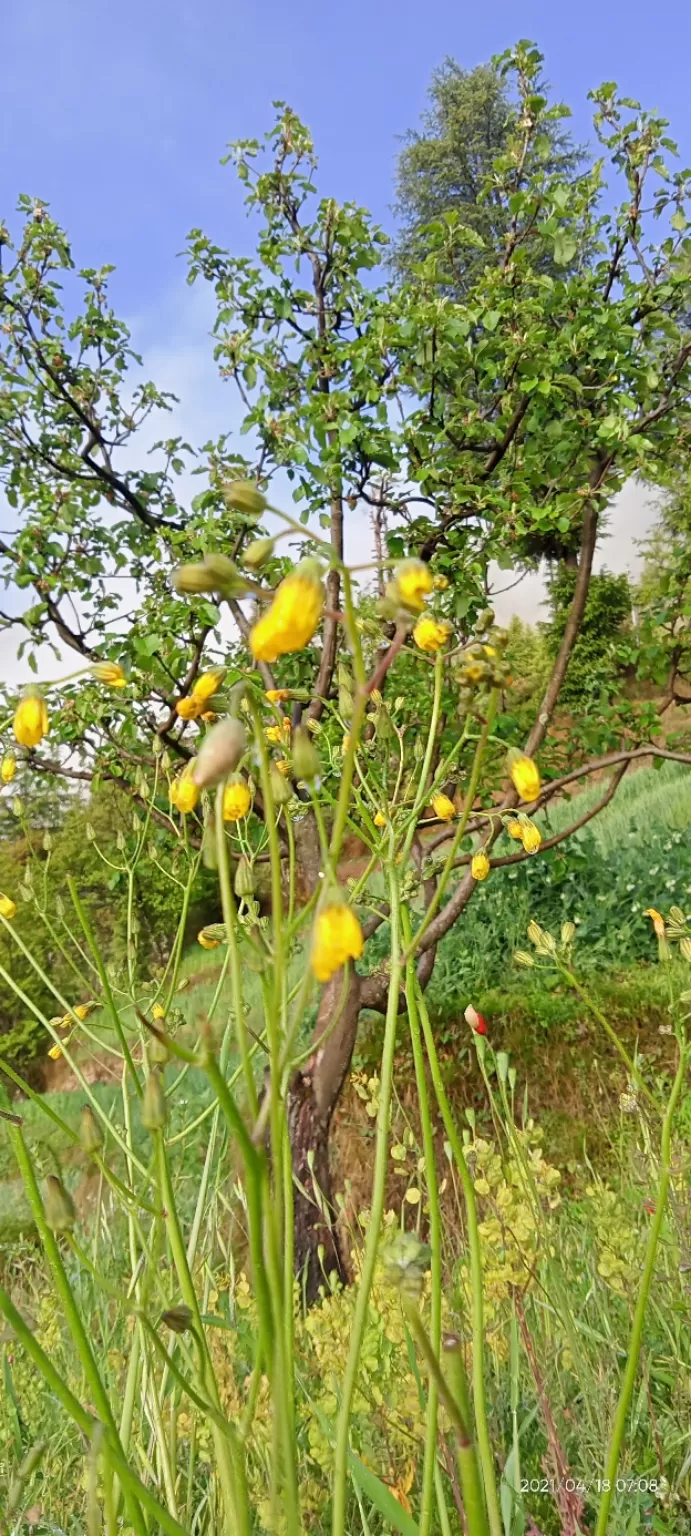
[393,559,434,613]
[1,754,17,783]
[432,793,455,823]
[265,689,290,703]
[13,693,49,749]
[90,662,126,688]
[48,1042,63,1060]
[507,751,541,802]
[152,1002,166,1021]
[433,574,449,591]
[374,811,387,828]
[222,776,252,822]
[413,616,452,653]
[266,724,283,744]
[520,821,542,854]
[169,770,200,815]
[311,902,364,982]
[191,668,225,703]
[506,819,523,840]
[0,893,17,920]
[471,851,491,882]
[175,695,204,721]
[198,925,224,950]
[250,561,324,662]
[173,554,247,596]
[270,763,293,804]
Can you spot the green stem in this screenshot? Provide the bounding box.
[155,1130,250,1536]
[215,786,258,1117]
[402,907,440,1536]
[67,877,141,1093]
[405,1306,489,1536]
[9,1129,148,1536]
[0,1284,190,1536]
[332,873,402,1536]
[414,983,502,1536]
[595,1042,687,1536]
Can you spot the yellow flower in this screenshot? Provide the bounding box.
[0,893,17,919]
[73,1003,93,1021]
[471,851,491,882]
[250,562,324,662]
[341,733,351,756]
[394,558,434,612]
[265,689,290,703]
[311,903,364,982]
[432,793,455,822]
[222,777,251,822]
[374,811,387,828]
[413,616,452,653]
[507,820,523,840]
[90,662,126,688]
[175,696,204,721]
[201,710,216,723]
[520,821,542,854]
[276,759,290,776]
[644,908,666,940]
[152,1003,166,1021]
[198,928,220,951]
[48,1043,63,1061]
[1,754,17,784]
[191,668,225,703]
[508,752,541,802]
[433,574,449,591]
[13,693,49,749]
[266,724,283,745]
[170,772,200,814]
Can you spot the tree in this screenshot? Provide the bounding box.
[392,46,585,295]
[1,44,691,1301]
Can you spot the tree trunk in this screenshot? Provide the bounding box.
[287,966,363,1306]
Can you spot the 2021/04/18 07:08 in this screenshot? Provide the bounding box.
[520,1478,661,1495]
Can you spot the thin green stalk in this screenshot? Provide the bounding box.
[67,878,141,1093]
[414,983,502,1536]
[0,1284,190,1536]
[405,1306,489,1536]
[9,1129,148,1536]
[402,907,440,1536]
[215,786,259,1117]
[595,1041,687,1536]
[155,1130,250,1535]
[332,874,402,1536]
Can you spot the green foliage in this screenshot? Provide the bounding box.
[393,53,585,293]
[542,565,633,706]
[0,787,219,1068]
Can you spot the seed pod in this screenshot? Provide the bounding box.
[292,725,320,782]
[234,855,255,899]
[161,1305,194,1333]
[79,1105,103,1157]
[243,536,274,570]
[270,763,293,806]
[222,480,268,516]
[44,1174,76,1233]
[192,718,247,790]
[141,1069,168,1132]
[148,1033,170,1067]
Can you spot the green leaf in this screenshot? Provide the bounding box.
[349,1455,421,1536]
[553,233,577,266]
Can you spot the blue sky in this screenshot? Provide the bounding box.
[0,0,687,670]
[3,0,689,319]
